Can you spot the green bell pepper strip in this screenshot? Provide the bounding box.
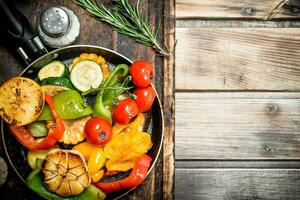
[26,169,106,200]
[93,64,129,123]
[53,90,93,120]
[37,90,93,120]
[36,105,54,121]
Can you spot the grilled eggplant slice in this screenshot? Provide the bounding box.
[42,149,91,196]
[0,77,44,125]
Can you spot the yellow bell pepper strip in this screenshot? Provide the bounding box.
[88,149,106,174]
[112,113,145,137]
[73,141,95,160]
[73,141,107,182]
[104,131,152,171]
[91,169,104,183]
[95,154,152,193]
[9,94,65,150]
[106,159,135,172]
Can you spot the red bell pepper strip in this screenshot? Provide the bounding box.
[9,94,65,150]
[95,154,152,193]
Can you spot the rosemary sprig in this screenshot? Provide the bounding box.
[75,0,170,56]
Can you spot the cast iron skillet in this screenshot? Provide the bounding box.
[0,1,164,199]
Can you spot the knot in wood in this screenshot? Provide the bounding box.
[264,145,271,152]
[266,104,278,113]
[240,7,255,16]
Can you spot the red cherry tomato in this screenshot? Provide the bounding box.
[112,98,139,125]
[84,118,112,146]
[134,86,156,112]
[130,60,154,87]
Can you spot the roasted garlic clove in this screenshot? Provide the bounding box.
[42,149,91,196]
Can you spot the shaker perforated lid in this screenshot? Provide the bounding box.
[38,6,80,48]
[40,7,71,38]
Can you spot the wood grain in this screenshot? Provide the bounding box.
[175,169,300,200]
[0,0,168,199]
[176,92,300,160]
[176,0,299,19]
[176,28,300,91]
[163,0,175,199]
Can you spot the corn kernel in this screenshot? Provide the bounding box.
[96,56,105,65]
[88,53,98,61]
[80,53,89,59]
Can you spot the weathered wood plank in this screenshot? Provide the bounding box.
[176,0,299,19]
[175,92,300,160]
[176,28,300,91]
[175,169,300,200]
[176,160,300,169]
[163,0,175,199]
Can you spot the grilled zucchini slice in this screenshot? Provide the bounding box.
[70,60,103,92]
[38,61,68,81]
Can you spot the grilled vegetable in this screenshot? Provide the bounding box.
[93,64,129,123]
[84,118,112,146]
[0,77,44,126]
[27,169,106,200]
[112,113,145,137]
[37,105,53,121]
[27,121,48,138]
[53,90,93,120]
[58,116,91,145]
[104,131,152,171]
[73,142,107,182]
[42,85,70,96]
[134,86,155,112]
[70,53,109,80]
[70,60,103,92]
[38,61,68,81]
[41,77,75,90]
[129,61,154,88]
[27,147,56,169]
[73,142,106,182]
[95,154,152,193]
[42,149,91,196]
[112,98,139,125]
[9,95,65,150]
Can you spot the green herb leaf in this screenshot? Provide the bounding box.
[75,0,171,56]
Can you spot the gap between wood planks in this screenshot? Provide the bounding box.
[176,20,300,28]
[176,160,300,169]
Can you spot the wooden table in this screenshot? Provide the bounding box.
[3,0,300,199]
[175,0,300,199]
[0,0,174,199]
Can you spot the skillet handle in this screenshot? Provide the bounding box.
[0,0,47,65]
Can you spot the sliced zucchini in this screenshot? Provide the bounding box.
[0,77,44,126]
[38,61,68,81]
[41,77,75,90]
[70,60,103,92]
[27,121,48,138]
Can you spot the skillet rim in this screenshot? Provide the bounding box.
[1,44,164,199]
